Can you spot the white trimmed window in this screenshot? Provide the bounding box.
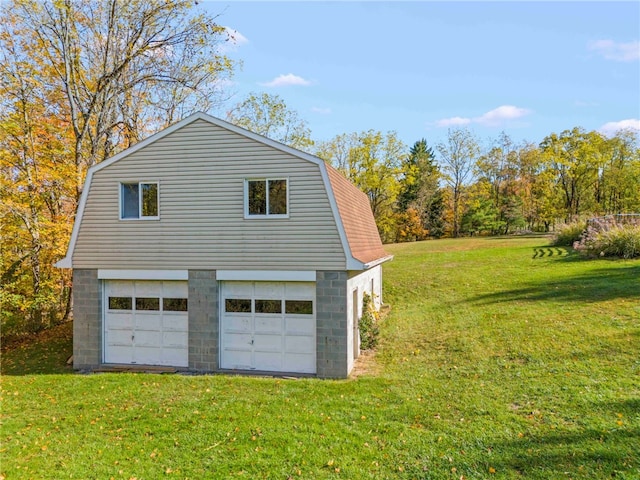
[120,182,159,220]
[245,178,288,218]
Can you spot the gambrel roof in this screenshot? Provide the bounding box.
[56,112,392,270]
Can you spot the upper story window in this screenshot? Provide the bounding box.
[120,182,159,220]
[245,178,288,218]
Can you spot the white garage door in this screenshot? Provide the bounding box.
[221,281,316,374]
[104,280,188,367]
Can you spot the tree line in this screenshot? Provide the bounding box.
[1,0,639,339]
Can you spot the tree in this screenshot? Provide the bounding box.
[437,128,480,237]
[540,128,605,219]
[1,0,235,338]
[226,92,313,152]
[397,139,444,239]
[597,129,640,214]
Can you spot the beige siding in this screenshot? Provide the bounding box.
[72,119,347,270]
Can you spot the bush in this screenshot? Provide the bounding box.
[574,222,640,259]
[553,221,587,246]
[359,293,380,350]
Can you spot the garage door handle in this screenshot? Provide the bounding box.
[250,339,254,345]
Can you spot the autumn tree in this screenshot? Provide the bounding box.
[226,92,314,152]
[437,128,479,237]
[540,128,605,219]
[0,0,236,338]
[597,129,640,214]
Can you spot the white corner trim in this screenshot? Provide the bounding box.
[98,270,188,281]
[216,270,316,282]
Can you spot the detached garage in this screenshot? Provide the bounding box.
[57,113,392,378]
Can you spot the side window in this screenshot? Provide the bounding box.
[245,178,288,217]
[120,182,159,219]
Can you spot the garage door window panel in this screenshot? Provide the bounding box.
[285,300,313,315]
[226,298,252,313]
[163,298,188,312]
[109,297,132,310]
[255,299,282,314]
[136,297,160,311]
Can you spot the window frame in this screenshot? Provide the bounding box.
[244,178,289,219]
[119,181,160,220]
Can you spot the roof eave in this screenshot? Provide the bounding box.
[363,254,394,269]
[55,257,72,268]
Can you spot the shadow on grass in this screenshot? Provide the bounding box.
[1,321,74,376]
[470,264,640,304]
[491,399,640,476]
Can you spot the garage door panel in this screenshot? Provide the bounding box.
[163,314,188,331]
[135,346,161,365]
[223,350,252,370]
[254,351,283,371]
[105,345,134,364]
[106,281,133,296]
[106,313,134,330]
[255,316,282,333]
[162,347,188,367]
[284,335,315,354]
[284,317,315,335]
[135,281,162,297]
[224,282,254,296]
[284,353,314,373]
[136,315,162,331]
[224,332,253,349]
[254,334,283,351]
[224,315,252,333]
[162,281,188,297]
[254,282,284,297]
[106,326,133,342]
[163,331,188,348]
[135,330,162,347]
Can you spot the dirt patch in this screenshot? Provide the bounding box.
[350,349,381,378]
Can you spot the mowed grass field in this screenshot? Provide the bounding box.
[1,236,639,479]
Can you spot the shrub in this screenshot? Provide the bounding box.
[553,221,587,246]
[574,223,640,259]
[359,293,380,350]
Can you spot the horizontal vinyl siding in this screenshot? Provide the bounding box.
[72,120,347,270]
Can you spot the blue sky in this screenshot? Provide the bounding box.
[210,1,640,149]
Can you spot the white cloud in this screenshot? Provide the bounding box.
[311,106,331,115]
[588,39,640,62]
[599,119,640,136]
[435,105,532,128]
[475,105,532,127]
[435,116,472,127]
[260,73,312,88]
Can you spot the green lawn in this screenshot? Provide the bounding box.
[2,236,639,479]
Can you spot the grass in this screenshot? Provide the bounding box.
[1,236,639,479]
